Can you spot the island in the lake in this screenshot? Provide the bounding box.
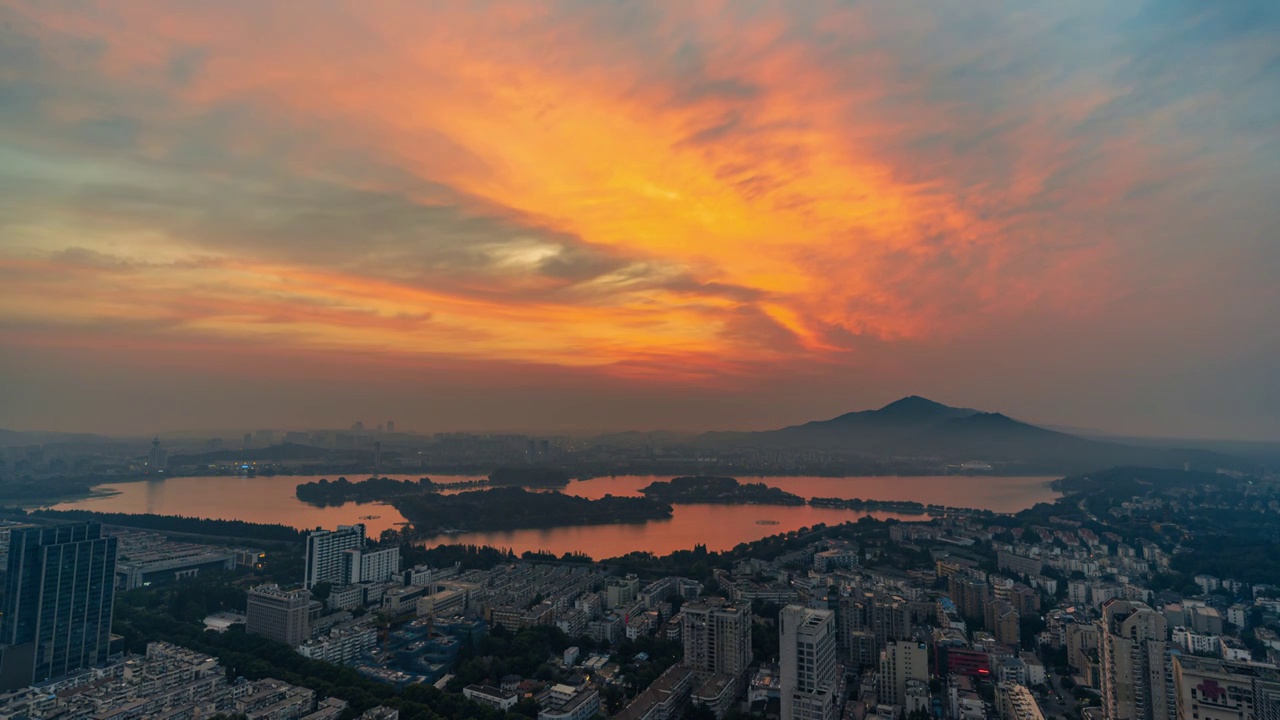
[639,476,807,505]
[295,476,488,506]
[391,487,672,536]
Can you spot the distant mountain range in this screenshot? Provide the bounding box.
[0,428,123,448]
[697,395,1234,473]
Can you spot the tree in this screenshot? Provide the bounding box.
[685,704,717,720]
[309,582,332,602]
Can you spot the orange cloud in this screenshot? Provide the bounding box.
[2,0,1277,436]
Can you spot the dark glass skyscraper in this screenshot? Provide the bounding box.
[0,523,117,690]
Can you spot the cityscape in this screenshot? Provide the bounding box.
[3,2,1279,720]
[1,430,1279,720]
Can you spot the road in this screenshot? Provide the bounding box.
[1040,667,1077,718]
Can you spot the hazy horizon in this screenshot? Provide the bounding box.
[5,393,1280,445]
[3,2,1277,440]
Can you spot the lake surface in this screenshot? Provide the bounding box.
[52,474,1059,559]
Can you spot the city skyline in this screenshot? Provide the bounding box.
[2,2,1278,439]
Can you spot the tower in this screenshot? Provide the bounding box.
[780,605,839,720]
[148,437,167,471]
[0,523,118,689]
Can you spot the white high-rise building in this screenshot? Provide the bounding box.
[342,546,400,584]
[1100,599,1171,720]
[878,640,928,706]
[780,605,840,720]
[304,525,366,589]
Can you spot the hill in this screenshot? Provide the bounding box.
[697,396,1232,473]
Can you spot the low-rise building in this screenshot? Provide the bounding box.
[463,684,518,711]
[995,682,1045,720]
[297,622,378,665]
[537,685,600,720]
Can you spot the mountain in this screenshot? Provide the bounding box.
[0,428,122,448]
[698,397,1233,473]
[828,395,980,425]
[702,396,981,451]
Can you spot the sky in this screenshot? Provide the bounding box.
[1,1,1278,439]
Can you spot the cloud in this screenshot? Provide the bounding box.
[0,0,1277,436]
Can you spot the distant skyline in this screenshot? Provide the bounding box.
[2,2,1278,439]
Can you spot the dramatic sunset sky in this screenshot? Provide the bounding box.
[1,1,1277,437]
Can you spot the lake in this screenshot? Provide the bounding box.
[52,474,1059,559]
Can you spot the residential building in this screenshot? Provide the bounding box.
[297,622,377,665]
[780,605,840,720]
[304,525,366,589]
[682,599,753,682]
[996,682,1046,720]
[878,641,928,707]
[1172,655,1280,720]
[1100,599,1171,720]
[682,598,753,716]
[613,664,694,720]
[342,546,401,585]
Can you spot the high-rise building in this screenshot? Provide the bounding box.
[304,525,366,589]
[878,640,928,706]
[682,598,753,682]
[780,605,839,720]
[341,546,400,585]
[386,421,394,433]
[1100,599,1171,720]
[246,584,312,647]
[682,598,753,719]
[0,523,118,690]
[950,574,991,623]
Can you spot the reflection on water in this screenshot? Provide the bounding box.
[52,473,1058,559]
[417,505,929,560]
